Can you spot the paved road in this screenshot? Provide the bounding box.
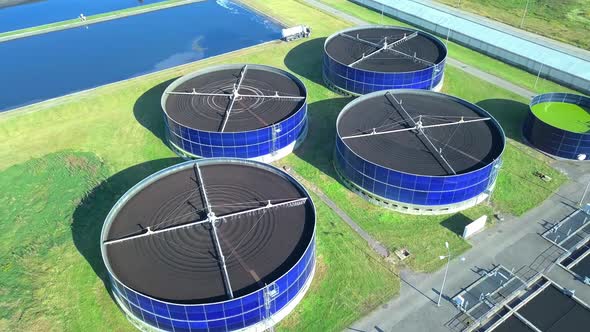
[302,0,536,100]
[349,160,590,332]
[300,1,589,330]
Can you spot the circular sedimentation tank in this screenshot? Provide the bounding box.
[323,25,447,96]
[101,159,316,331]
[524,93,590,160]
[162,64,308,163]
[334,89,505,214]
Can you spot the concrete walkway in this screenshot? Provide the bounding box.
[0,0,203,43]
[302,0,535,100]
[299,1,590,330]
[348,159,590,331]
[287,169,390,258]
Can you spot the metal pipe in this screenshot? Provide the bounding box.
[103,219,211,245]
[220,65,248,132]
[341,117,490,140]
[210,215,234,299]
[166,91,230,97]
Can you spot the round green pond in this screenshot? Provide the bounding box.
[531,101,590,133]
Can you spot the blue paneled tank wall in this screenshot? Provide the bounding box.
[162,65,308,160]
[110,237,315,332]
[323,56,445,95]
[323,27,446,96]
[334,137,502,206]
[164,105,308,159]
[524,93,590,160]
[102,160,317,332]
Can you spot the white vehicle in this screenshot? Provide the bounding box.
[281,25,311,42]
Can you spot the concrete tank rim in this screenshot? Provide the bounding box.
[100,157,317,306]
[323,25,448,75]
[527,92,590,136]
[161,63,308,135]
[335,88,506,178]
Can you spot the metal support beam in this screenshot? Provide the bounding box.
[340,32,432,66]
[383,47,434,66]
[349,36,390,67]
[166,89,304,101]
[103,198,308,245]
[238,93,305,100]
[342,117,490,140]
[194,163,234,299]
[387,31,418,48]
[102,163,309,301]
[209,214,234,299]
[217,197,308,221]
[195,164,212,213]
[103,219,211,245]
[385,92,456,174]
[220,65,248,132]
[166,90,230,97]
[347,32,419,67]
[420,131,457,175]
[340,32,381,47]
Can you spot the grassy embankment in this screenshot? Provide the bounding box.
[316,0,584,96]
[0,0,191,40]
[436,0,590,50]
[0,0,567,330]
[0,152,398,331]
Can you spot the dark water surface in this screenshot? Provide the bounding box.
[0,0,281,111]
[0,0,166,33]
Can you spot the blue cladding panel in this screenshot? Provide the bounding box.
[323,54,445,95]
[110,236,315,332]
[524,93,590,160]
[166,103,307,159]
[335,136,501,206]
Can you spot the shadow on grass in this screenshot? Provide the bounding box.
[294,97,353,183]
[476,99,529,142]
[134,78,177,146]
[440,213,472,237]
[71,157,183,294]
[284,37,326,86]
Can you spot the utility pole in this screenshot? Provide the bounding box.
[580,181,590,208]
[534,63,543,88]
[437,242,451,307]
[520,0,531,28]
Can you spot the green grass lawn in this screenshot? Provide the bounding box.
[0,152,129,331]
[0,0,568,330]
[282,62,566,272]
[531,102,590,133]
[314,0,582,95]
[0,0,188,40]
[0,152,398,331]
[436,0,590,50]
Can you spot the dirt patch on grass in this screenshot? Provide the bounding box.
[64,154,100,176]
[19,315,58,332]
